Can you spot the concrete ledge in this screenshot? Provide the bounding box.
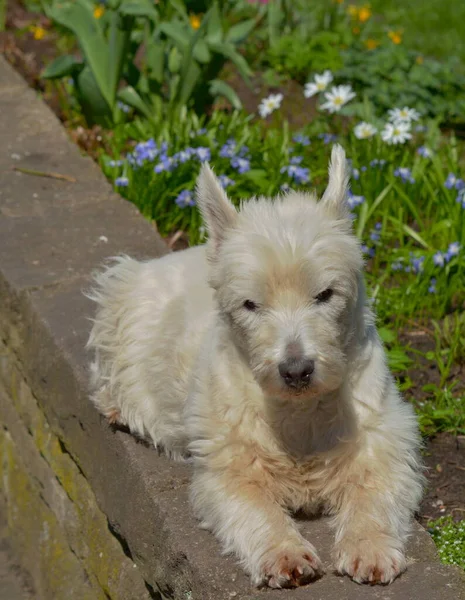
[0,56,464,600]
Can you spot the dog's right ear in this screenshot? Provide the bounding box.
[320,144,350,220]
[196,163,238,255]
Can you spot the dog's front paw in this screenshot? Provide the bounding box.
[334,537,406,584]
[256,543,324,588]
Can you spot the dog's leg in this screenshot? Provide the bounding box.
[328,433,422,584]
[191,471,324,588]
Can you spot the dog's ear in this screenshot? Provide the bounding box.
[320,144,350,219]
[196,163,238,254]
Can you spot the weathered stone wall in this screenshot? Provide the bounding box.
[0,56,464,600]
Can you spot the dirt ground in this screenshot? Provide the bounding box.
[2,0,464,528]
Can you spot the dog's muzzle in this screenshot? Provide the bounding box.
[278,357,315,390]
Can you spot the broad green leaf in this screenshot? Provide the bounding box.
[208,41,253,82]
[177,60,201,105]
[119,0,158,21]
[168,46,182,73]
[225,18,256,44]
[193,39,211,64]
[48,0,114,108]
[108,12,133,107]
[209,79,242,110]
[206,1,222,44]
[145,40,165,83]
[159,21,189,49]
[41,55,83,79]
[74,65,112,126]
[117,86,157,121]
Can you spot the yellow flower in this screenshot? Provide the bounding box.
[416,55,424,64]
[93,5,105,18]
[30,25,47,40]
[364,38,379,50]
[347,4,358,17]
[190,14,201,30]
[388,30,402,44]
[358,6,371,22]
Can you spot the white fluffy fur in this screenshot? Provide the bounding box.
[87,145,424,588]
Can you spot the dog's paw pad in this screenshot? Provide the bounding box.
[261,546,324,588]
[334,538,406,585]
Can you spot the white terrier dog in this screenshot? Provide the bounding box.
[87,145,423,589]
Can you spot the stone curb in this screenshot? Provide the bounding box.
[0,56,464,600]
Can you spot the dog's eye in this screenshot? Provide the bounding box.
[315,288,333,303]
[243,300,258,311]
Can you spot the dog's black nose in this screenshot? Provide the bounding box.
[279,358,315,389]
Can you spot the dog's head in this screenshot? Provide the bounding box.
[197,145,365,400]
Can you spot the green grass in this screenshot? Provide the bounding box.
[369,0,465,63]
[428,517,465,569]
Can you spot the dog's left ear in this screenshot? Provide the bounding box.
[196,163,238,255]
[320,144,350,219]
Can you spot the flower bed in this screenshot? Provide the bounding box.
[3,0,465,567]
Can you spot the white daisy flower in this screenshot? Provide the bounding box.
[388,107,421,123]
[320,85,356,113]
[258,93,283,118]
[381,121,412,145]
[354,122,377,139]
[304,70,333,98]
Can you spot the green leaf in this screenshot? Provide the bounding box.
[159,21,189,49]
[208,41,253,82]
[225,18,256,44]
[117,85,158,121]
[48,0,118,109]
[108,11,133,106]
[74,65,112,126]
[193,39,211,64]
[209,79,242,110]
[145,40,165,83]
[168,46,182,73]
[206,1,222,44]
[41,55,83,79]
[119,0,158,21]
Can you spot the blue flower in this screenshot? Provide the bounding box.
[117,101,131,114]
[293,134,311,146]
[347,190,365,209]
[115,176,129,187]
[417,145,432,158]
[195,147,211,162]
[392,261,403,271]
[133,139,159,162]
[375,222,382,230]
[445,173,458,189]
[175,190,195,208]
[238,145,249,158]
[154,157,175,173]
[410,255,424,273]
[369,158,387,168]
[457,189,465,208]
[370,230,380,242]
[433,251,445,267]
[318,133,338,144]
[445,242,460,261]
[428,278,436,293]
[231,157,251,174]
[108,159,124,168]
[280,164,310,184]
[220,139,236,158]
[394,167,415,184]
[290,156,303,165]
[352,168,360,180]
[174,149,194,164]
[281,183,291,192]
[361,244,375,257]
[218,175,235,189]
